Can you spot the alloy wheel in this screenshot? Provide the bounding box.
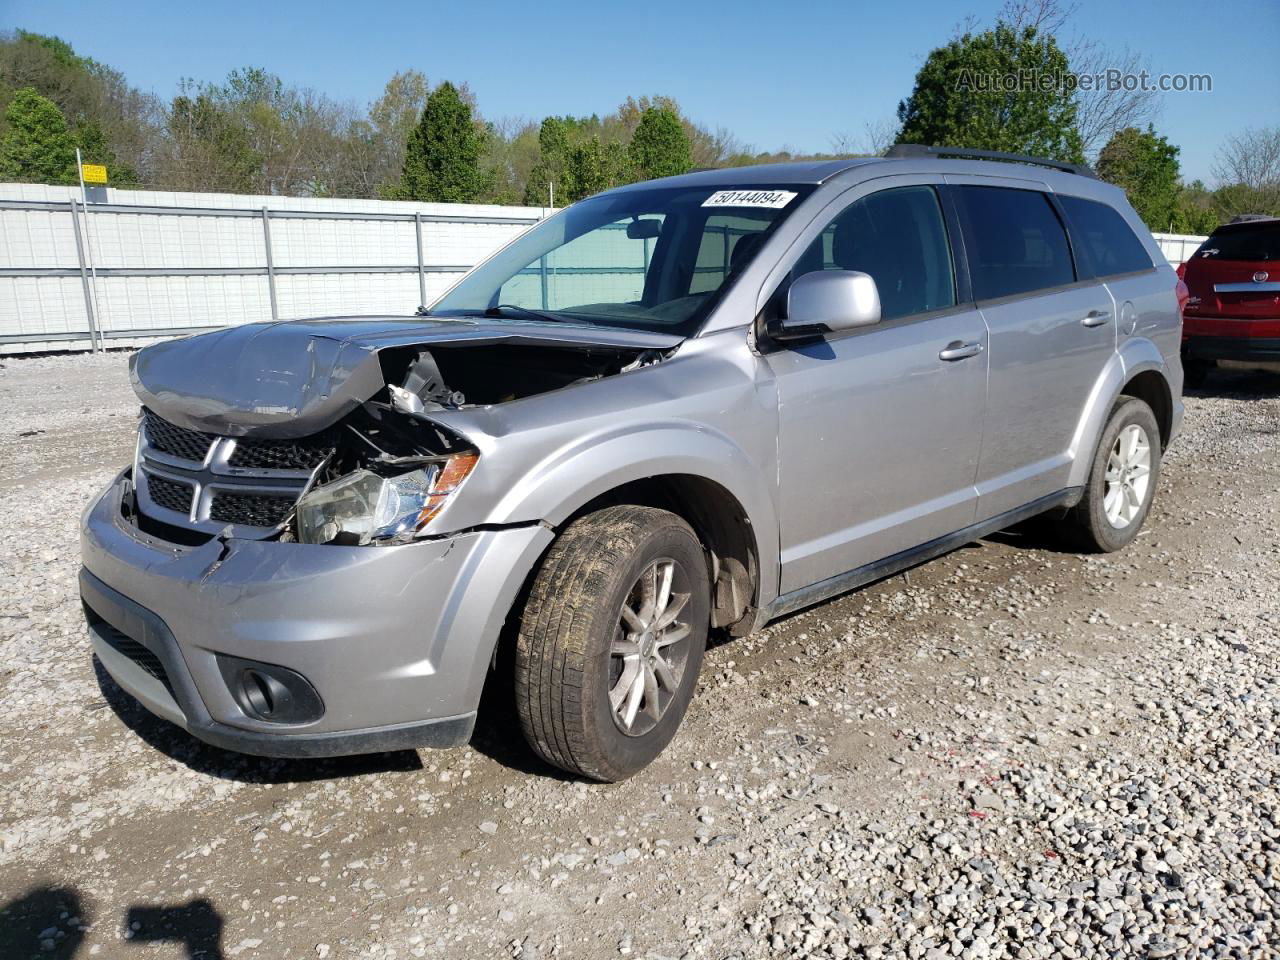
[1103,423,1152,528]
[609,558,692,737]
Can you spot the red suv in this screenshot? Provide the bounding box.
[1180,215,1280,385]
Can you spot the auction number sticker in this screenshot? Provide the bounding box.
[702,189,798,209]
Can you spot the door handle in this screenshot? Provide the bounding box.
[1081,309,1112,327]
[938,340,984,361]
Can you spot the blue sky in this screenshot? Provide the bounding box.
[4,0,1276,183]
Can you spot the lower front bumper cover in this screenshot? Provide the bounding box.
[84,568,475,757]
[80,470,555,758]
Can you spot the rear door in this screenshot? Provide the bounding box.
[1056,192,1174,377]
[766,178,988,593]
[950,182,1117,519]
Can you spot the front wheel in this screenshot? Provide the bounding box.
[515,505,710,781]
[1059,396,1162,552]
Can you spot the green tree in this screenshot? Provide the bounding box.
[1209,182,1280,223]
[562,136,605,201]
[1096,126,1182,231]
[363,70,428,198]
[561,136,632,201]
[628,106,692,181]
[165,85,259,193]
[1171,181,1220,235]
[394,81,489,202]
[0,86,77,183]
[523,116,573,205]
[897,22,1084,163]
[0,31,154,186]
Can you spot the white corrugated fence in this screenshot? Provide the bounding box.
[0,184,547,353]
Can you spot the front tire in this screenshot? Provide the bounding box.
[1060,396,1162,552]
[515,505,710,781]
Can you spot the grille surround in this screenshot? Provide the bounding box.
[136,410,331,540]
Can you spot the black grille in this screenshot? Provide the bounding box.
[228,437,333,471]
[209,492,296,527]
[147,474,194,514]
[95,619,174,695]
[143,411,215,463]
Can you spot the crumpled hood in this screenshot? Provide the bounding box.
[130,316,684,439]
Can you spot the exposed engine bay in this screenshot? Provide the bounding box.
[378,342,665,414]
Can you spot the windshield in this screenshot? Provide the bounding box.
[429,183,814,336]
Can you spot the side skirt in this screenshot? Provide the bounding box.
[765,487,1083,623]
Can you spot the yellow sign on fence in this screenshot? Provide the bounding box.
[81,163,108,185]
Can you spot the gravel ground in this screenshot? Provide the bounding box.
[0,353,1277,960]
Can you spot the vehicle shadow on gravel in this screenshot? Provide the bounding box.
[1186,367,1280,400]
[0,885,228,959]
[93,659,423,785]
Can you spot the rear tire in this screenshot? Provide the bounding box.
[1059,396,1162,553]
[515,505,710,781]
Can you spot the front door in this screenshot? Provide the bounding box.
[766,182,988,594]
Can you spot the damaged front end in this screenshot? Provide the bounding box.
[124,318,679,548]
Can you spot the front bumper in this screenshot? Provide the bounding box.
[80,471,554,757]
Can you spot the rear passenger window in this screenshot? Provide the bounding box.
[955,186,1075,300]
[793,186,956,321]
[1058,195,1153,277]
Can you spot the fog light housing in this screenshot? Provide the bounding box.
[217,655,324,725]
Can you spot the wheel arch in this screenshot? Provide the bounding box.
[1119,368,1174,451]
[561,473,762,635]
[1068,342,1174,488]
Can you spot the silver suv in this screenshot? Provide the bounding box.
[81,147,1183,780]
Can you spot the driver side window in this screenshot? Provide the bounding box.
[793,186,957,322]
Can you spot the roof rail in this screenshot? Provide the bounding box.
[885,144,1097,179]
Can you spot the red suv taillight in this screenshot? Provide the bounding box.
[1175,276,1190,320]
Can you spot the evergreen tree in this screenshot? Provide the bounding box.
[0,87,77,184]
[897,23,1084,163]
[628,107,692,181]
[394,81,489,202]
[523,116,572,206]
[1096,126,1182,231]
[562,136,633,201]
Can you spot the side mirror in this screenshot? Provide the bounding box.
[626,218,663,240]
[775,270,881,340]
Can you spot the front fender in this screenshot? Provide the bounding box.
[474,422,780,608]
[1067,338,1171,489]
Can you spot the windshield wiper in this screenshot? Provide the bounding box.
[485,304,568,324]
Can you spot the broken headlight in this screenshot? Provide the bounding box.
[294,453,478,545]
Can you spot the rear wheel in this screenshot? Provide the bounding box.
[515,505,709,781]
[1058,396,1162,552]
